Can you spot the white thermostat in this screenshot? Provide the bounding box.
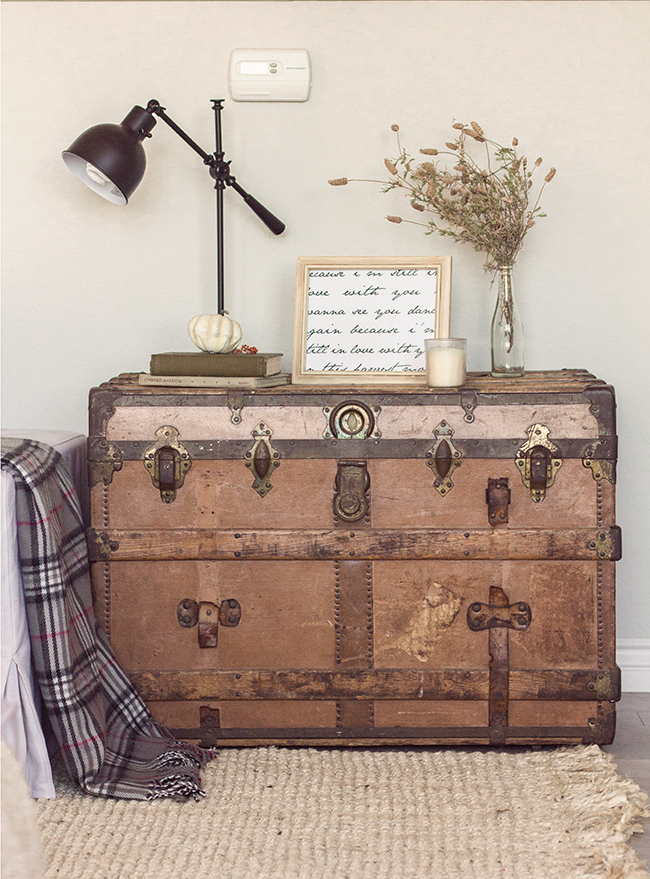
[229,49,311,102]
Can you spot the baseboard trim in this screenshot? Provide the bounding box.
[617,638,650,693]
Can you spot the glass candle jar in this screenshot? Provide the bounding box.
[425,338,467,387]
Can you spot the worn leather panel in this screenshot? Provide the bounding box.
[373,560,491,669]
[373,559,601,670]
[106,459,337,530]
[503,561,598,668]
[371,459,597,529]
[107,560,335,670]
[103,400,599,443]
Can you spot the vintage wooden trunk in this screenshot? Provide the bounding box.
[87,369,620,747]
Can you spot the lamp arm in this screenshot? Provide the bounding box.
[228,178,286,236]
[146,100,213,166]
[147,99,285,236]
[144,98,285,315]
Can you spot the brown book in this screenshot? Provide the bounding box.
[150,352,283,377]
[138,373,291,389]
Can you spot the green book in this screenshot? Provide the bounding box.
[150,352,283,377]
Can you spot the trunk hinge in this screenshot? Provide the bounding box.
[177,598,241,648]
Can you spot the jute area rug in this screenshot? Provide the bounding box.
[36,745,649,879]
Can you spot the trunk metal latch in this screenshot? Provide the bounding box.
[334,460,370,522]
[515,424,562,502]
[486,477,511,526]
[143,425,192,503]
[425,421,462,496]
[245,422,281,497]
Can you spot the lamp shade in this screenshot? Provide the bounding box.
[62,106,157,205]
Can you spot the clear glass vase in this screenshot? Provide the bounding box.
[491,266,524,377]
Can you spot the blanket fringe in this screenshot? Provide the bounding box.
[147,774,207,802]
[545,745,650,878]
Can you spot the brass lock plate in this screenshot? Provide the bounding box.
[143,425,192,503]
[515,423,562,503]
[334,460,370,522]
[323,401,381,440]
[425,421,462,496]
[245,422,281,497]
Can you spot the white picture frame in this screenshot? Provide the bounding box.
[292,256,452,385]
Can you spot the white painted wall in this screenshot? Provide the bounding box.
[2,1,649,649]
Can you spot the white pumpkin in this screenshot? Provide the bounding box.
[188,313,243,354]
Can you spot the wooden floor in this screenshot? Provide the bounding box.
[603,692,650,864]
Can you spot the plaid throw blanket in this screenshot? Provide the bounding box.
[2,437,213,800]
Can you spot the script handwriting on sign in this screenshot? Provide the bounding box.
[304,267,439,373]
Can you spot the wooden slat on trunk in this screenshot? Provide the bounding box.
[88,526,621,562]
[128,667,620,703]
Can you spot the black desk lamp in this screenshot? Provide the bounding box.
[62,99,285,351]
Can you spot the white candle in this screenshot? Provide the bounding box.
[425,339,467,387]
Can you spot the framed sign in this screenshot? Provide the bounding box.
[292,256,452,385]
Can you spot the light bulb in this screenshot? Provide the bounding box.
[85,163,111,187]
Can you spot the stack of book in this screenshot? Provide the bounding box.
[138,352,289,388]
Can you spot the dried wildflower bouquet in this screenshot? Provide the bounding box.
[330,121,555,273]
[330,122,556,376]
